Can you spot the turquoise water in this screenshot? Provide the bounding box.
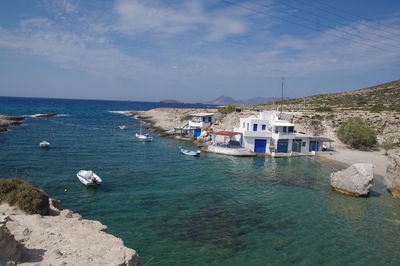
[1,97,400,265]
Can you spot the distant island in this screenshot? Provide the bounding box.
[204,95,291,106]
[159,99,184,104]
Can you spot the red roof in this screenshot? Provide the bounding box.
[211,131,241,137]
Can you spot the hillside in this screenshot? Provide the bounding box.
[255,80,400,112]
[207,95,290,106]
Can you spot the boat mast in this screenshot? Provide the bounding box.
[280,77,284,115]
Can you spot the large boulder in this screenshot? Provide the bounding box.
[331,163,374,196]
[385,153,400,198]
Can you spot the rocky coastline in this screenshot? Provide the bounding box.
[0,115,25,133]
[0,199,139,265]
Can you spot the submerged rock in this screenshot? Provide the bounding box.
[31,113,58,118]
[385,153,400,198]
[330,163,374,196]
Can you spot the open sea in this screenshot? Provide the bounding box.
[1,96,400,265]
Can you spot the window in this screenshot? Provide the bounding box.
[247,123,249,131]
[283,127,287,133]
[288,126,294,133]
[243,122,245,128]
[253,124,258,131]
[302,142,306,147]
[262,124,266,130]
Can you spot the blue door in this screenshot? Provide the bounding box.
[194,128,201,138]
[254,139,267,153]
[309,141,319,151]
[277,140,289,153]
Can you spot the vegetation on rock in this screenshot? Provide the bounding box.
[0,178,49,215]
[337,118,378,149]
[381,139,395,155]
[218,105,236,114]
[315,106,333,112]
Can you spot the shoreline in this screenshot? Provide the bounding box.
[134,108,391,179]
[1,198,139,265]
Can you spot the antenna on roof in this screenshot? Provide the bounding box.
[280,77,284,115]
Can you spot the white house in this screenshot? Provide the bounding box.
[175,113,220,139]
[233,112,333,156]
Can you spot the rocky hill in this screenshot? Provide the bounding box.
[248,80,400,146]
[255,80,400,112]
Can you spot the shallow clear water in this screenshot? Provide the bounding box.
[1,97,400,265]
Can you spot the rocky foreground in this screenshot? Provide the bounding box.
[0,200,138,266]
[0,115,25,133]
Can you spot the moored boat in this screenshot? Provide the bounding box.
[136,121,153,142]
[77,170,102,186]
[135,133,153,142]
[119,125,127,130]
[180,147,201,156]
[39,141,50,148]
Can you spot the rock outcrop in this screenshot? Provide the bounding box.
[0,115,25,133]
[385,152,400,198]
[31,113,58,118]
[0,200,139,266]
[0,215,22,265]
[331,163,374,196]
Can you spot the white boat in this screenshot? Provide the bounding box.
[133,115,139,119]
[39,141,50,148]
[119,125,127,130]
[180,147,201,156]
[76,170,102,186]
[135,133,153,142]
[136,122,153,142]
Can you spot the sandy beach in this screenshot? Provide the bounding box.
[316,148,388,178]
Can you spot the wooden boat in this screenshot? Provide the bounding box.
[180,147,201,156]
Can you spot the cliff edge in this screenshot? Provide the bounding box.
[0,200,139,265]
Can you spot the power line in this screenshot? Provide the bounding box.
[252,0,400,49]
[299,0,400,37]
[221,0,392,51]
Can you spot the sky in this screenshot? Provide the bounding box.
[0,0,399,102]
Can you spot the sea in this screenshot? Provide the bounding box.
[1,96,400,265]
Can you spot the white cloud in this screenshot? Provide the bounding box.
[113,0,248,41]
[0,0,399,87]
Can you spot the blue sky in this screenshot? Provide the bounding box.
[0,0,399,102]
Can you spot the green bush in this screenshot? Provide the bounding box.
[337,118,378,149]
[381,139,394,155]
[315,106,333,112]
[0,178,49,215]
[370,104,386,113]
[218,105,236,114]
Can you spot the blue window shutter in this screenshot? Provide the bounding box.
[253,124,258,131]
[262,124,266,130]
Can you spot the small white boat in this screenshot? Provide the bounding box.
[119,125,127,130]
[136,122,153,142]
[180,147,201,156]
[135,133,153,142]
[77,170,102,186]
[39,141,50,148]
[133,115,139,119]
